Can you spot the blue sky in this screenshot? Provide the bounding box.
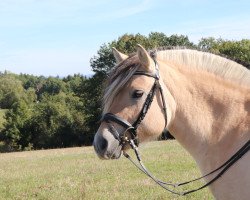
[0,0,249,76]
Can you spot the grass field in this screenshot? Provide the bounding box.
[0,141,213,200]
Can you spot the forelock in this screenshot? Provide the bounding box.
[103,54,141,113]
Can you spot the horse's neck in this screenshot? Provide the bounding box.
[161,62,250,172]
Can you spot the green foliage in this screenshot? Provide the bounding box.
[115,33,151,53]
[63,74,87,95]
[90,33,194,75]
[0,73,90,151]
[0,109,7,130]
[1,99,33,151]
[82,73,104,135]
[149,32,195,47]
[27,93,87,149]
[39,77,66,95]
[18,73,46,90]
[197,37,218,51]
[0,73,30,109]
[90,44,116,74]
[198,38,250,64]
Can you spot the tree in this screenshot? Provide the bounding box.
[90,44,116,74]
[216,39,250,65]
[29,92,89,148]
[81,73,104,135]
[148,32,170,47]
[18,74,45,90]
[0,73,90,151]
[165,34,195,47]
[1,99,33,151]
[63,74,87,95]
[91,32,195,75]
[0,74,29,109]
[38,77,66,96]
[198,37,218,51]
[115,33,151,53]
[198,38,250,66]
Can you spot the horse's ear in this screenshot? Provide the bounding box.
[112,47,128,63]
[137,44,154,71]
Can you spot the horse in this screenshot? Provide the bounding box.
[93,44,250,199]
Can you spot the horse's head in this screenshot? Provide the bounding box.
[93,45,175,159]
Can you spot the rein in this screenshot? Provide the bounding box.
[101,57,250,196]
[124,139,250,196]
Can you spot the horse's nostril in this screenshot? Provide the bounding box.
[100,137,108,151]
[94,134,108,155]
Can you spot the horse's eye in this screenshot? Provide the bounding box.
[132,90,144,99]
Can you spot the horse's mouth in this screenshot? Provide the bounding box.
[103,141,133,159]
[106,145,123,159]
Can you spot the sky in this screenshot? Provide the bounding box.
[0,0,250,77]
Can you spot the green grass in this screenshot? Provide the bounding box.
[0,141,213,200]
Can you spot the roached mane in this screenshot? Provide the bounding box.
[103,48,250,113]
[156,48,250,86]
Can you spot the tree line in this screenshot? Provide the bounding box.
[0,32,249,152]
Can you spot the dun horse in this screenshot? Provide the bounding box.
[93,45,250,199]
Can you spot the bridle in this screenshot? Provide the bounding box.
[101,55,250,196]
[102,59,167,147]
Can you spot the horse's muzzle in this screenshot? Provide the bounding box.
[93,129,122,159]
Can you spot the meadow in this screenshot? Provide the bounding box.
[0,140,213,200]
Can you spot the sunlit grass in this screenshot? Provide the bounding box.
[0,141,213,200]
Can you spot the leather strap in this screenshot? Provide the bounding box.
[102,113,132,129]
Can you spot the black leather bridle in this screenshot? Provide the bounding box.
[101,56,250,196]
[101,60,167,146]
